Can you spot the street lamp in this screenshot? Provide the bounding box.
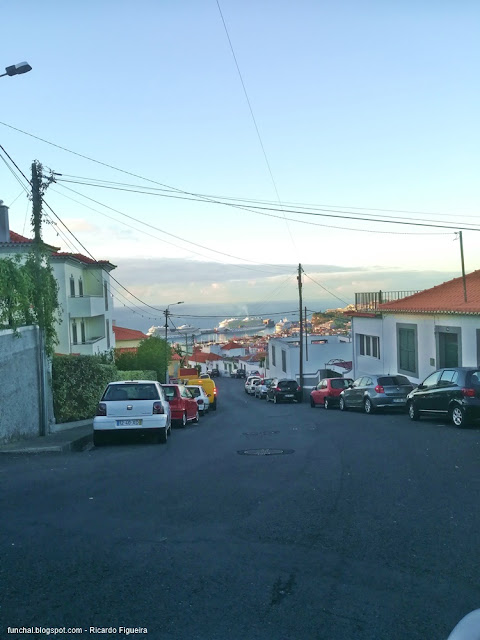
[0,62,32,78]
[164,301,184,382]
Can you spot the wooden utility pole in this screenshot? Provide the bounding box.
[304,305,308,361]
[31,161,48,436]
[458,231,467,302]
[297,263,303,401]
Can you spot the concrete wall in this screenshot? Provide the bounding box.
[0,326,54,443]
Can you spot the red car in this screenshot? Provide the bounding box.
[161,384,199,427]
[310,377,354,409]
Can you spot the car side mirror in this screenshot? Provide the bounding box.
[416,383,425,390]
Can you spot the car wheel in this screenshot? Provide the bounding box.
[450,404,467,428]
[211,400,217,411]
[408,401,420,421]
[324,398,330,410]
[157,426,168,444]
[339,397,347,411]
[179,412,187,428]
[364,397,374,414]
[93,431,106,447]
[193,410,199,424]
[310,397,315,408]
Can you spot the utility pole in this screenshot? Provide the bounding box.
[164,309,169,383]
[304,305,308,361]
[458,231,467,302]
[31,161,48,436]
[297,263,303,401]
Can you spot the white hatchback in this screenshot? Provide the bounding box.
[93,380,171,446]
[245,376,262,394]
[186,385,210,415]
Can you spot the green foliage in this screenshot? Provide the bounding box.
[114,350,138,371]
[52,355,117,423]
[115,370,157,381]
[52,354,158,423]
[0,251,60,356]
[136,337,171,382]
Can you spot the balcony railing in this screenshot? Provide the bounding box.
[354,290,421,312]
[69,295,105,317]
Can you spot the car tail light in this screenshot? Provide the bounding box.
[153,402,164,414]
[214,387,217,395]
[96,403,106,416]
[374,385,385,394]
[275,387,282,392]
[462,388,475,397]
[198,399,204,405]
[297,386,301,392]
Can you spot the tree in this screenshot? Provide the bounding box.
[136,337,171,382]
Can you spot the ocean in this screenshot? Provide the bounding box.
[111,298,332,335]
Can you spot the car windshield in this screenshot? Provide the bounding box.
[187,387,201,397]
[467,370,480,386]
[103,384,159,401]
[162,385,178,401]
[278,380,297,390]
[378,376,411,386]
[331,379,352,389]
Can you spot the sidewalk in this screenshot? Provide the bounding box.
[0,422,93,454]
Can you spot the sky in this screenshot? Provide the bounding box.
[1,1,480,319]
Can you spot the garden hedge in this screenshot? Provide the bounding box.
[52,354,157,423]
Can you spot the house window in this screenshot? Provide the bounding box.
[70,276,75,297]
[358,334,380,359]
[78,278,83,297]
[106,319,110,349]
[281,350,287,373]
[104,281,109,311]
[271,345,276,366]
[397,325,417,375]
[72,321,78,345]
[80,320,86,344]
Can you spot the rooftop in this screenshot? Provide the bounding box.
[113,326,149,342]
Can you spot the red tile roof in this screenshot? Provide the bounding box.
[189,352,223,363]
[221,341,244,350]
[378,270,480,315]
[113,326,149,341]
[171,353,182,361]
[9,231,33,244]
[51,252,116,268]
[180,368,199,377]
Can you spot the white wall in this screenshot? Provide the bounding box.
[352,312,480,384]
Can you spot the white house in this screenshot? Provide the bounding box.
[266,334,352,389]
[348,272,480,384]
[0,202,116,355]
[50,252,116,355]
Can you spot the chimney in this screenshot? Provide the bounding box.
[0,201,10,243]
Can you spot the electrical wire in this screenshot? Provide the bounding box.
[302,271,351,306]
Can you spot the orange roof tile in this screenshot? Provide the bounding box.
[113,326,149,341]
[379,270,480,315]
[171,353,182,361]
[189,352,223,363]
[221,341,244,350]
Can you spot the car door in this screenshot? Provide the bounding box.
[432,369,460,415]
[414,370,442,413]
[312,380,324,404]
[346,377,364,407]
[181,386,197,419]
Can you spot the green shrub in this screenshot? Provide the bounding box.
[114,370,157,381]
[52,355,160,423]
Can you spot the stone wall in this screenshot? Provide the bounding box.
[0,326,54,443]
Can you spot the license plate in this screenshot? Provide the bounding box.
[284,394,294,398]
[392,399,404,403]
[117,419,142,426]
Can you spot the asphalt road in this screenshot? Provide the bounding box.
[2,377,480,640]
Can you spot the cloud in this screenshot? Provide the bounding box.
[108,256,461,305]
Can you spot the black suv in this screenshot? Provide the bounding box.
[266,378,301,403]
[234,369,246,378]
[407,367,480,427]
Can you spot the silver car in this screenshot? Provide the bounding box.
[254,378,274,399]
[339,374,414,414]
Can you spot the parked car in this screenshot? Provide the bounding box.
[186,385,210,415]
[93,380,171,446]
[200,373,211,379]
[310,377,354,409]
[186,377,218,411]
[339,374,414,413]
[245,375,262,394]
[161,384,199,427]
[407,367,480,427]
[207,367,220,378]
[234,369,246,378]
[254,378,274,399]
[266,378,302,403]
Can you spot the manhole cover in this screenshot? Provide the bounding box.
[237,448,294,456]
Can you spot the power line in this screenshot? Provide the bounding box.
[302,271,351,306]
[215,0,298,257]
[53,177,462,234]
